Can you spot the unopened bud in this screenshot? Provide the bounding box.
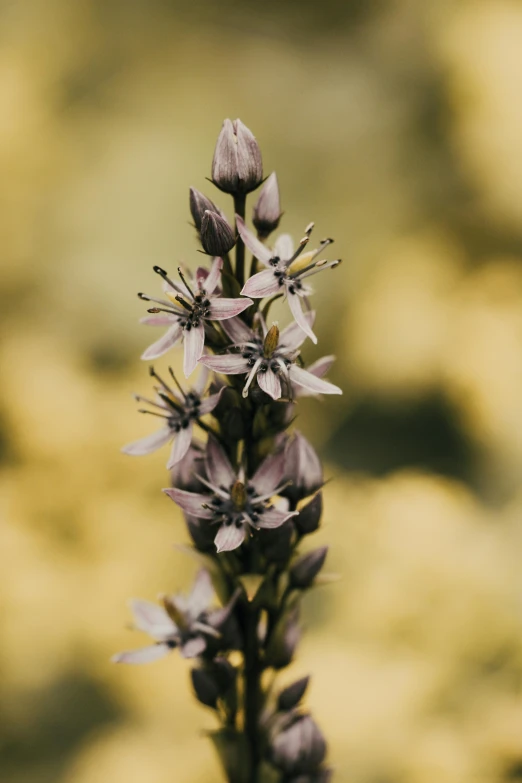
[265,607,300,669]
[191,658,236,709]
[263,323,280,358]
[185,513,216,551]
[212,118,263,194]
[200,210,236,256]
[289,547,328,589]
[283,432,323,504]
[253,172,282,238]
[270,714,327,775]
[259,519,295,564]
[295,492,322,535]
[277,676,310,712]
[189,187,223,230]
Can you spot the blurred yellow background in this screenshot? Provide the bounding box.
[2,1,522,781]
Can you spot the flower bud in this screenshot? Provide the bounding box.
[200,210,236,256]
[212,118,263,194]
[253,172,282,238]
[283,432,323,505]
[259,519,295,564]
[270,714,327,775]
[185,514,216,552]
[170,445,206,493]
[289,547,328,589]
[191,658,237,709]
[189,187,223,230]
[295,492,322,535]
[277,676,310,712]
[265,606,300,669]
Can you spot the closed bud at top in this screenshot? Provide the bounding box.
[200,210,236,256]
[289,547,328,589]
[269,714,327,775]
[189,187,223,230]
[212,118,263,194]
[283,432,323,505]
[253,172,282,238]
[277,675,310,712]
[296,492,323,535]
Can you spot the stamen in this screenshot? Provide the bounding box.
[138,409,172,419]
[284,234,311,267]
[168,367,188,399]
[194,474,230,500]
[153,265,184,293]
[157,392,185,414]
[242,357,263,398]
[276,357,294,402]
[304,221,314,235]
[133,393,170,411]
[177,267,195,299]
[175,295,193,312]
[298,259,342,281]
[311,238,334,261]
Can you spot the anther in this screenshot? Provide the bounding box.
[177,267,195,299]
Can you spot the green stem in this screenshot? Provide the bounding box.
[244,602,261,783]
[234,193,247,288]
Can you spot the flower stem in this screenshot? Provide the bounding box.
[234,193,247,289]
[243,601,261,783]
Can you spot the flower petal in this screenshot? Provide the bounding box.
[166,424,193,469]
[163,488,214,519]
[208,296,253,319]
[287,291,317,344]
[183,324,205,377]
[180,635,207,658]
[204,257,223,295]
[221,315,255,344]
[215,522,245,553]
[205,436,236,488]
[257,508,297,529]
[188,569,214,618]
[236,215,272,265]
[279,311,316,352]
[274,233,294,262]
[257,368,282,400]
[197,386,226,415]
[112,643,171,665]
[140,314,179,326]
[250,449,286,496]
[289,365,342,395]
[241,269,281,298]
[141,323,183,360]
[122,427,172,456]
[305,354,335,378]
[130,599,176,638]
[199,353,249,375]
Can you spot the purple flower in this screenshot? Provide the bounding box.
[138,259,253,377]
[163,437,297,553]
[198,314,342,401]
[112,570,236,664]
[122,367,224,469]
[237,217,341,344]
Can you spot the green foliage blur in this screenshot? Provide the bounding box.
[2,1,522,781]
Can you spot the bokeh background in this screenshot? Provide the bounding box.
[2,0,522,781]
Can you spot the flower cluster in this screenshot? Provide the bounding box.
[114,119,340,783]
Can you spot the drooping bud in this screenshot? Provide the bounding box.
[200,210,236,256]
[269,714,327,776]
[191,658,237,709]
[283,432,323,505]
[277,676,310,712]
[253,172,282,238]
[263,323,280,358]
[289,547,328,589]
[295,492,322,535]
[189,187,223,230]
[212,118,263,194]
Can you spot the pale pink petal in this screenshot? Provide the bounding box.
[140,315,179,326]
[306,355,335,378]
[204,257,223,295]
[250,450,286,496]
[208,296,253,319]
[257,509,297,529]
[163,488,214,518]
[279,312,316,352]
[180,635,207,658]
[197,386,226,415]
[205,436,236,488]
[112,643,171,664]
[257,368,282,400]
[122,427,172,456]
[221,316,254,344]
[199,354,249,375]
[194,364,210,395]
[188,569,214,618]
[215,523,245,553]
[274,233,294,262]
[166,424,193,469]
[130,599,176,638]
[141,323,183,360]
[287,291,317,344]
[183,324,205,377]
[236,215,272,265]
[289,365,342,395]
[195,266,209,289]
[241,269,281,298]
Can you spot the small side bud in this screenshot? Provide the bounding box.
[283,432,323,504]
[212,118,263,194]
[200,210,236,256]
[269,714,327,776]
[296,492,323,535]
[277,675,310,712]
[263,323,280,358]
[189,187,223,230]
[253,172,282,238]
[191,658,237,709]
[289,547,328,589]
[265,607,300,669]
